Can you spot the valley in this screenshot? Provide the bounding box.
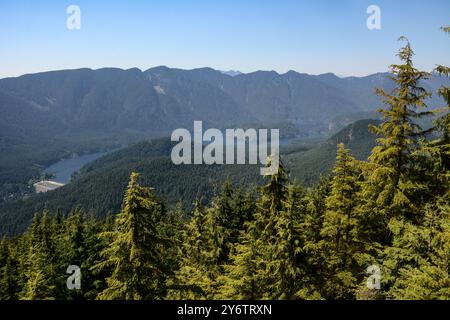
[0,67,447,234]
[0,119,376,235]
[0,67,420,202]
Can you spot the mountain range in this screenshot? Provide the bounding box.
[0,66,448,203]
[2,66,447,136]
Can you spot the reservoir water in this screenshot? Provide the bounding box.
[43,137,296,185]
[44,151,110,184]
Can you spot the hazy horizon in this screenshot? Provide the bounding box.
[1,65,394,80]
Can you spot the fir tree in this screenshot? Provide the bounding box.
[221,160,291,299]
[218,226,260,299]
[423,26,450,197]
[271,185,305,299]
[383,198,450,299]
[0,239,21,300]
[168,200,224,299]
[88,212,115,299]
[318,144,364,299]
[94,172,168,300]
[21,211,58,300]
[254,160,289,298]
[361,38,432,243]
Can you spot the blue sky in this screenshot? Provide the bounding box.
[0,0,449,78]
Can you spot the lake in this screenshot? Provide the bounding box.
[44,151,110,184]
[43,136,296,184]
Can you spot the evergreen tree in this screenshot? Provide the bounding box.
[423,26,450,197]
[271,185,305,299]
[383,198,450,299]
[360,38,432,244]
[21,211,58,300]
[88,212,115,299]
[370,31,450,299]
[169,182,255,299]
[0,239,21,299]
[57,208,102,299]
[317,144,365,299]
[254,160,289,298]
[168,200,224,299]
[221,160,292,300]
[219,226,260,299]
[159,202,186,287]
[94,172,168,300]
[302,176,330,245]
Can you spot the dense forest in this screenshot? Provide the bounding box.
[0,118,377,236]
[0,33,449,300]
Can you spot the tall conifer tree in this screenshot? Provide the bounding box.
[318,144,365,298]
[94,173,168,300]
[360,38,432,243]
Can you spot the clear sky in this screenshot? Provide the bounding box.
[0,0,449,78]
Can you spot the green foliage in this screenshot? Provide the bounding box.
[383,199,450,299]
[315,144,364,299]
[0,37,449,301]
[365,38,432,222]
[93,173,169,300]
[0,239,21,299]
[168,183,255,299]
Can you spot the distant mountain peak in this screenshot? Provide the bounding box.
[318,72,340,78]
[220,70,242,77]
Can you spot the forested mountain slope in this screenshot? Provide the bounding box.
[286,119,379,185]
[0,119,377,235]
[1,67,447,201]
